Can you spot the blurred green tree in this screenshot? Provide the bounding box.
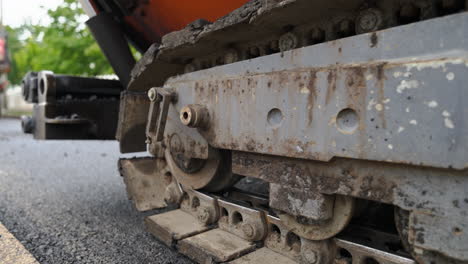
[5,25,24,85]
[6,0,113,85]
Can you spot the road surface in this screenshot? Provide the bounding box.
[0,118,191,263]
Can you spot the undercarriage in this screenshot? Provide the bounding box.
[22,0,468,263]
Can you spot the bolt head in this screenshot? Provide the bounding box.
[270,40,279,51]
[338,19,354,35]
[184,64,196,73]
[197,208,212,224]
[224,50,239,64]
[148,88,157,102]
[241,224,255,239]
[303,251,318,264]
[180,106,195,126]
[356,9,383,34]
[179,105,209,128]
[310,28,325,43]
[169,133,183,154]
[279,32,298,52]
[249,46,260,57]
[164,193,175,205]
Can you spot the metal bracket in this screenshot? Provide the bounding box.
[146,88,177,143]
[180,189,219,226]
[218,199,268,242]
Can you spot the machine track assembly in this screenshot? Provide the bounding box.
[120,158,417,264]
[116,0,468,263]
[16,0,468,263]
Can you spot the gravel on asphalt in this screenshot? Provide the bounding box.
[0,118,193,264]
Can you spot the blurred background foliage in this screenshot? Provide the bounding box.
[6,0,114,85]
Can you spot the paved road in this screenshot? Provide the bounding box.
[0,118,192,264]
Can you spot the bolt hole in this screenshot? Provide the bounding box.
[232,211,243,224]
[163,171,172,184]
[338,248,352,259]
[271,224,281,235]
[285,232,301,253]
[309,28,325,45]
[191,197,200,209]
[453,227,462,234]
[267,108,283,128]
[269,224,281,243]
[337,108,359,134]
[221,208,229,217]
[363,257,380,264]
[182,111,189,120]
[180,193,190,206]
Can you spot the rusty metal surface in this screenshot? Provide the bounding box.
[145,210,210,247]
[126,0,463,96]
[278,195,355,241]
[180,189,219,225]
[335,238,415,264]
[265,215,334,263]
[264,215,302,262]
[123,0,380,91]
[409,212,468,261]
[119,157,180,211]
[117,3,468,263]
[116,91,150,153]
[163,91,210,160]
[270,183,334,221]
[162,13,468,169]
[232,150,468,261]
[228,247,298,264]
[217,199,267,242]
[177,228,256,263]
[125,171,420,263]
[232,151,468,219]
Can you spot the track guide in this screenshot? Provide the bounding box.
[144,189,415,264]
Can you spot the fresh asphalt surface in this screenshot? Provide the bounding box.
[0,118,192,263]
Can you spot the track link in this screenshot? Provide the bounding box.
[143,187,415,264]
[120,157,415,264]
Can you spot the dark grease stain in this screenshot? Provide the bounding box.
[376,64,387,129]
[307,71,318,127]
[370,33,378,48]
[325,69,337,105]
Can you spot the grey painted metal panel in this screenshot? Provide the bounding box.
[165,12,468,169]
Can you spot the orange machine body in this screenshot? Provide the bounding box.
[122,0,250,46]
